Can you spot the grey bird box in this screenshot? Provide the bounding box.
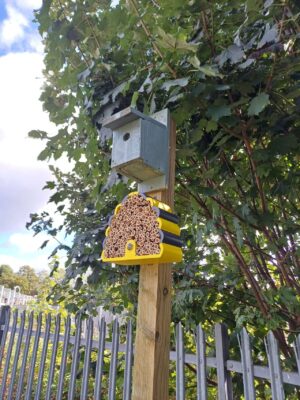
[102,108,169,186]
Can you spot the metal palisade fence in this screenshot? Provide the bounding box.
[173,322,300,400]
[0,307,133,400]
[0,307,300,399]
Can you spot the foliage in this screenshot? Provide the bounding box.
[28,0,300,363]
[0,264,47,296]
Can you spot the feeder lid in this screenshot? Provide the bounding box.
[102,107,165,130]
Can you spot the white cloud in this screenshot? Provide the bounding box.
[0,0,72,273]
[0,5,29,48]
[0,0,43,52]
[0,228,69,272]
[0,51,55,168]
[27,32,43,53]
[0,253,50,272]
[14,0,42,11]
[0,165,50,232]
[0,51,70,241]
[9,232,49,254]
[0,51,56,232]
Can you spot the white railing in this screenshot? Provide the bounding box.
[0,285,34,307]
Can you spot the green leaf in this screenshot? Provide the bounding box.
[257,24,278,49]
[161,78,189,91]
[28,130,48,139]
[189,55,200,68]
[40,240,49,249]
[156,27,176,48]
[38,148,51,161]
[218,45,245,66]
[190,57,223,77]
[233,218,243,247]
[190,127,204,143]
[206,120,218,132]
[74,277,83,290]
[246,0,263,12]
[43,181,56,190]
[268,134,298,154]
[131,91,139,107]
[248,93,270,116]
[156,27,197,52]
[207,105,231,121]
[198,186,218,196]
[198,65,223,78]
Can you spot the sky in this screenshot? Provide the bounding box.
[0,0,63,272]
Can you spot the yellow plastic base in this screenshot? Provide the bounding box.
[101,240,182,265]
[101,192,183,265]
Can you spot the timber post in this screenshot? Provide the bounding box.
[102,108,178,399]
[132,115,176,400]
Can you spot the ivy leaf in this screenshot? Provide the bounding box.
[248,93,270,116]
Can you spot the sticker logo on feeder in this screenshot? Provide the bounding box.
[101,192,183,265]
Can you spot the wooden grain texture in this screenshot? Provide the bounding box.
[132,114,176,400]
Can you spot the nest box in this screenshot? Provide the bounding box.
[101,192,183,265]
[102,108,168,184]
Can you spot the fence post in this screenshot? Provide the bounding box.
[176,322,185,400]
[0,305,10,345]
[7,289,12,306]
[215,324,233,400]
[196,324,208,400]
[0,286,4,304]
[239,328,255,400]
[265,332,285,400]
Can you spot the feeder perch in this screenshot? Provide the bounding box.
[101,192,183,265]
[102,107,169,184]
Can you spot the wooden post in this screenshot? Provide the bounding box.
[132,116,176,400]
